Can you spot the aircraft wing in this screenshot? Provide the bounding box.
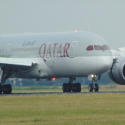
[0,57,38,70]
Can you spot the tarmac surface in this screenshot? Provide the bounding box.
[1,91,125,96]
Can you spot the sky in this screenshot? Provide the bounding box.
[0,0,125,50]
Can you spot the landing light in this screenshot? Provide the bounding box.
[91,74,94,78]
[91,74,96,78]
[52,77,56,81]
[75,30,77,32]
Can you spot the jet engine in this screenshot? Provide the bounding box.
[108,57,125,85]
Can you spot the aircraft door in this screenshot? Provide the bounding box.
[69,41,78,58]
[5,43,11,57]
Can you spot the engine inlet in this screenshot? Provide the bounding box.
[123,65,125,78]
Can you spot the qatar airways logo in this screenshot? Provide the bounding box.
[39,43,70,61]
[23,41,36,47]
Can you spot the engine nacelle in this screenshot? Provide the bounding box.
[108,57,125,85]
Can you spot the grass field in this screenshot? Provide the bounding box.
[12,84,125,93]
[0,84,125,125]
[0,93,125,125]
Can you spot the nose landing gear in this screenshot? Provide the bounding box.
[89,74,99,92]
[89,83,99,92]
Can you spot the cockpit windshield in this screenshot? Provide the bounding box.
[94,45,103,50]
[86,45,94,51]
[102,45,110,50]
[86,45,110,51]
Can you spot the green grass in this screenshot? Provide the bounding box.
[12,86,60,90]
[0,94,125,125]
[12,86,63,93]
[12,84,125,93]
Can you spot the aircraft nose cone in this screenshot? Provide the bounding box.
[96,56,113,74]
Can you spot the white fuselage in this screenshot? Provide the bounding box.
[0,31,113,79]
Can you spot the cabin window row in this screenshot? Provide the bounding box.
[11,47,39,52]
[86,45,110,51]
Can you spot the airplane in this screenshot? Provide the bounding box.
[0,30,119,94]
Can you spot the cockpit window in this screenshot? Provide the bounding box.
[102,45,108,50]
[86,45,110,51]
[94,45,103,50]
[107,45,110,50]
[86,45,94,51]
[102,45,110,50]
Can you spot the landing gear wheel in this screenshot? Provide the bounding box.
[63,83,67,92]
[0,85,2,94]
[89,84,93,92]
[77,83,81,92]
[63,83,71,92]
[94,84,99,92]
[72,83,77,92]
[3,84,12,94]
[72,83,81,92]
[66,84,71,92]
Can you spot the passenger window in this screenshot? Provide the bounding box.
[94,45,103,50]
[23,48,25,51]
[86,45,93,51]
[20,48,21,51]
[29,48,31,51]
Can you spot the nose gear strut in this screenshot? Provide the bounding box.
[88,74,99,92]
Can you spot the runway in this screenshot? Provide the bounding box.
[1,91,125,96]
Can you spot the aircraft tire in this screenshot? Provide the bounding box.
[77,83,81,92]
[67,84,71,92]
[94,84,99,92]
[89,84,93,92]
[63,83,71,92]
[63,83,67,92]
[3,84,12,94]
[72,84,76,92]
[0,85,2,94]
[72,83,81,92]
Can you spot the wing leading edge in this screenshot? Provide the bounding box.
[0,58,37,70]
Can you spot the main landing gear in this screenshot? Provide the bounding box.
[88,74,99,92]
[62,77,81,92]
[0,84,12,94]
[0,68,15,94]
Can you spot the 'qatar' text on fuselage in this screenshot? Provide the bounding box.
[39,43,70,59]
